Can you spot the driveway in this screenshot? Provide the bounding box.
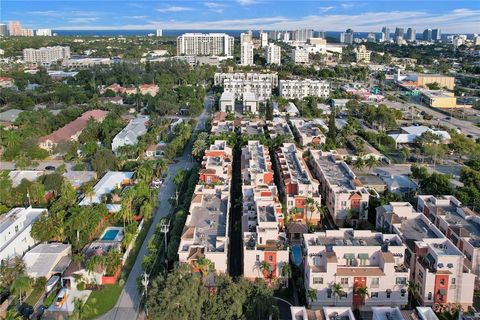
[98,93,212,320]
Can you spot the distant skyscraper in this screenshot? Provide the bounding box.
[240,31,253,45]
[240,41,254,66]
[423,29,432,41]
[367,32,376,42]
[265,43,281,65]
[8,21,22,36]
[0,24,7,36]
[294,29,313,42]
[394,27,404,41]
[316,31,325,39]
[381,26,390,42]
[406,28,416,42]
[177,33,234,56]
[432,29,441,41]
[260,31,268,48]
[156,29,162,37]
[341,29,354,44]
[36,29,52,36]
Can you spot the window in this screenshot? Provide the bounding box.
[371,292,378,298]
[440,279,445,285]
[396,277,407,285]
[313,277,323,284]
[371,278,379,287]
[327,289,332,298]
[268,256,273,262]
[256,255,260,261]
[386,290,391,298]
[451,278,456,285]
[428,292,432,300]
[341,201,347,208]
[313,256,320,266]
[401,289,406,297]
[340,278,348,285]
[419,271,423,279]
[14,225,19,233]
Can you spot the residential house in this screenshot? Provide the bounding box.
[112,116,149,153]
[290,119,326,147]
[24,243,71,279]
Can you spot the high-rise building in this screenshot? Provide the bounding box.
[240,31,253,45]
[423,29,432,41]
[406,28,416,42]
[156,29,162,37]
[23,46,71,65]
[22,29,34,37]
[394,27,404,41]
[240,41,254,66]
[316,31,325,39]
[265,43,281,65]
[0,24,7,36]
[36,29,52,36]
[432,28,441,41]
[8,21,22,36]
[176,33,234,56]
[381,26,390,42]
[340,29,354,44]
[294,29,313,42]
[367,32,376,42]
[259,31,268,48]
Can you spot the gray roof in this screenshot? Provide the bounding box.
[0,109,23,123]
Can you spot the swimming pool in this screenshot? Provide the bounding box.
[291,245,302,266]
[100,227,124,241]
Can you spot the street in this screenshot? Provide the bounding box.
[98,93,213,320]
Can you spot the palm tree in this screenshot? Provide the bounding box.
[365,156,378,173]
[136,161,154,183]
[407,280,420,308]
[72,297,97,319]
[84,182,95,203]
[3,309,23,320]
[355,286,369,304]
[307,288,317,307]
[332,282,345,306]
[192,138,208,159]
[154,159,168,178]
[259,260,272,279]
[353,158,365,173]
[194,257,214,284]
[305,198,315,225]
[280,262,292,288]
[10,275,33,303]
[120,188,135,228]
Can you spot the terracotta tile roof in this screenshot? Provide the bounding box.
[38,109,109,143]
[336,267,385,277]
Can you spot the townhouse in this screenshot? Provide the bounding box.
[214,73,278,102]
[275,143,321,224]
[310,151,370,226]
[240,120,264,136]
[279,79,330,99]
[210,120,235,135]
[266,118,294,140]
[376,201,475,308]
[198,140,233,185]
[417,195,480,288]
[304,229,409,310]
[241,141,289,280]
[290,119,326,147]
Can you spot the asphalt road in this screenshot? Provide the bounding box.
[0,159,66,171]
[98,93,212,320]
[382,99,480,139]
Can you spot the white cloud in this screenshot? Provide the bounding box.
[156,6,192,13]
[205,2,225,8]
[319,6,335,13]
[341,3,355,9]
[130,16,148,20]
[54,9,480,33]
[68,17,99,24]
[27,10,62,17]
[237,0,256,6]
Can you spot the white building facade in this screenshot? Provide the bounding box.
[177,33,234,56]
[266,43,281,65]
[279,79,330,99]
[23,46,70,65]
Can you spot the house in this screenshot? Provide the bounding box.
[0,77,15,88]
[304,229,409,310]
[38,109,109,151]
[8,170,44,187]
[78,171,134,212]
[0,109,23,126]
[290,119,326,146]
[323,307,356,320]
[100,96,123,105]
[388,125,450,148]
[219,91,235,113]
[211,121,235,135]
[24,243,71,279]
[112,116,149,153]
[101,83,159,96]
[242,92,258,114]
[331,99,350,111]
[0,207,47,262]
[372,307,405,320]
[63,171,97,188]
[199,140,233,185]
[240,120,264,136]
[266,118,294,140]
[169,118,183,132]
[144,142,167,159]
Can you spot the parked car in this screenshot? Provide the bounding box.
[31,305,46,320]
[55,288,68,307]
[45,165,56,171]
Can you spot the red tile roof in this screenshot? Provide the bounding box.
[38,109,109,144]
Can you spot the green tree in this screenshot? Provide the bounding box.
[407,280,420,308]
[307,288,317,307]
[10,275,33,303]
[258,260,272,278]
[92,149,117,175]
[355,286,369,305]
[72,297,97,320]
[280,262,292,288]
[332,282,345,305]
[194,257,214,284]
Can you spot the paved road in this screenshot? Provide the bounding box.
[98,93,213,320]
[382,99,480,139]
[0,160,67,171]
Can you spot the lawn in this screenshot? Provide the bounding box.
[83,283,123,319]
[24,286,44,307]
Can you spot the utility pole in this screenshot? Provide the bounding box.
[142,271,149,316]
[159,223,170,267]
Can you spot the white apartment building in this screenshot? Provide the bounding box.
[214,72,278,87]
[290,48,309,64]
[176,33,234,56]
[279,79,330,99]
[223,79,273,102]
[243,92,258,114]
[178,184,231,273]
[354,45,371,64]
[219,91,235,113]
[240,41,254,66]
[0,207,47,262]
[304,229,409,310]
[417,195,480,288]
[310,151,370,226]
[36,28,52,36]
[112,116,149,153]
[242,141,288,280]
[260,31,268,48]
[290,119,326,147]
[265,43,281,65]
[23,46,70,66]
[376,201,475,308]
[275,143,321,224]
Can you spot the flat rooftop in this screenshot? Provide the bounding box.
[245,142,267,173]
[397,217,441,241]
[283,147,310,184]
[79,171,134,205]
[315,155,357,191]
[441,209,480,247]
[306,230,400,247]
[189,193,228,251]
[258,204,276,223]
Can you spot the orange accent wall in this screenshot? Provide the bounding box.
[260,191,272,197]
[353,277,367,307]
[264,172,273,185]
[205,150,225,157]
[264,252,277,277]
[434,274,449,304]
[286,183,298,195]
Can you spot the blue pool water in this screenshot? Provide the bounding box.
[291,245,302,266]
[102,229,119,241]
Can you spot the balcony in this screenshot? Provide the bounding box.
[394,264,408,273]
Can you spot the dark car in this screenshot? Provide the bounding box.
[45,165,56,171]
[18,303,34,319]
[31,305,46,320]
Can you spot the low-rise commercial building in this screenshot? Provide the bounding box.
[0,207,47,262]
[396,73,455,90]
[279,79,330,99]
[388,125,451,148]
[275,143,321,224]
[290,119,326,147]
[420,90,458,109]
[311,151,370,226]
[304,229,409,310]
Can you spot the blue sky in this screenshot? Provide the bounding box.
[3,1,480,33]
